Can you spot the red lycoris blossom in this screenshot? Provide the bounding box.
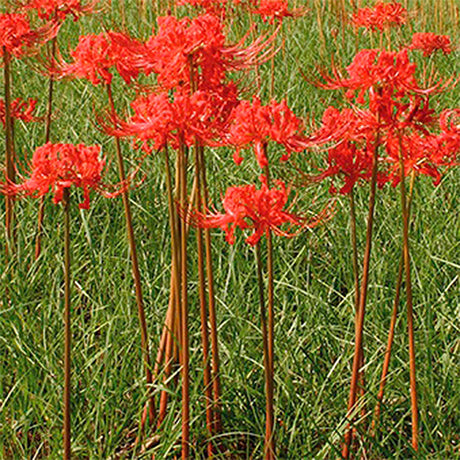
[0,97,39,126]
[21,0,99,21]
[0,13,59,58]
[252,0,306,24]
[409,32,452,57]
[228,97,306,167]
[107,85,238,151]
[61,32,143,85]
[135,13,276,91]
[10,142,105,209]
[352,2,407,31]
[195,175,301,245]
[316,142,375,195]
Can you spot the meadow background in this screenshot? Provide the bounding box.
[0,0,459,458]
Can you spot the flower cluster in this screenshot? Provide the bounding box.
[195,176,301,245]
[228,97,306,167]
[252,0,306,24]
[352,2,407,31]
[22,0,99,21]
[0,12,59,58]
[10,142,105,209]
[0,97,39,127]
[409,32,452,57]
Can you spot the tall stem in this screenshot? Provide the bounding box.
[398,139,419,451]
[372,172,416,435]
[106,83,154,422]
[342,135,380,459]
[349,190,366,419]
[198,145,222,434]
[4,47,15,256]
[262,148,275,459]
[255,243,275,460]
[62,188,71,460]
[179,140,190,459]
[35,36,57,259]
[194,144,214,454]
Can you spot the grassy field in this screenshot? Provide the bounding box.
[0,0,459,458]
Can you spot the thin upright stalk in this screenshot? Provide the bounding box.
[255,243,275,460]
[198,145,222,434]
[178,140,190,459]
[194,143,214,455]
[372,172,416,435]
[349,190,366,419]
[35,36,57,259]
[62,188,71,460]
[262,148,275,459]
[4,47,15,256]
[398,139,419,451]
[106,83,155,422]
[342,135,380,459]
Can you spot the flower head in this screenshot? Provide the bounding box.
[409,32,452,57]
[252,0,306,24]
[0,13,59,58]
[228,97,306,167]
[61,32,143,85]
[194,175,302,245]
[21,0,99,21]
[352,2,407,31]
[0,97,39,126]
[9,142,105,209]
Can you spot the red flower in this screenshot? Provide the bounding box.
[252,0,306,24]
[61,32,143,85]
[352,2,407,31]
[134,13,276,91]
[0,13,59,58]
[194,175,302,245]
[21,0,99,21]
[0,97,39,126]
[107,86,237,151]
[9,142,105,209]
[409,32,452,57]
[178,0,227,14]
[228,97,306,167]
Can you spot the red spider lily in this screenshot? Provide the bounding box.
[60,32,143,85]
[252,0,306,24]
[0,97,39,126]
[228,97,306,167]
[21,0,99,21]
[352,1,407,32]
[315,142,374,195]
[105,85,238,151]
[133,13,277,91]
[409,32,452,57]
[6,142,107,209]
[192,175,302,245]
[0,13,59,58]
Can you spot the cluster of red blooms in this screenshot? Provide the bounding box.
[0,12,59,58]
[0,97,39,127]
[352,2,407,31]
[227,96,306,167]
[311,46,459,194]
[251,0,306,24]
[178,0,227,15]
[409,32,452,57]
[21,0,98,21]
[10,142,106,209]
[196,176,301,245]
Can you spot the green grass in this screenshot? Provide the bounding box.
[0,1,459,458]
